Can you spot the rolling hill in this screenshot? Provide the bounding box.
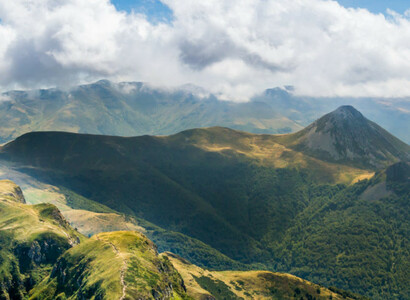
[163,252,363,300]
[0,107,408,298]
[0,180,362,299]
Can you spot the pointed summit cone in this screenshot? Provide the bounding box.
[278,105,410,169]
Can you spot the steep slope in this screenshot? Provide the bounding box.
[254,87,410,144]
[30,231,190,300]
[0,127,375,263]
[272,162,410,299]
[274,105,410,168]
[0,180,83,299]
[0,109,408,298]
[0,180,356,300]
[163,252,363,300]
[0,164,247,270]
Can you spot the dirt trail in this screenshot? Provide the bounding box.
[96,236,128,300]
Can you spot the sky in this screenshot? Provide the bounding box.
[1,0,410,100]
[112,0,410,16]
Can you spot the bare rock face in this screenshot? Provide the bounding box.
[292,106,410,169]
[0,180,26,203]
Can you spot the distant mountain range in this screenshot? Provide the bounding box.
[0,79,409,144]
[0,106,408,299]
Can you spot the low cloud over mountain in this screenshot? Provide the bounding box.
[2,0,410,100]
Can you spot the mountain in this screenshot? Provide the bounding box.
[0,125,376,263]
[30,231,190,300]
[0,107,408,298]
[0,180,83,299]
[163,252,364,300]
[254,88,410,144]
[0,80,301,144]
[0,79,409,146]
[0,180,362,299]
[274,105,410,168]
[273,161,410,299]
[0,163,247,271]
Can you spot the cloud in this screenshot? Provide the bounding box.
[1,0,410,100]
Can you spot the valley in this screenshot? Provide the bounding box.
[0,106,408,298]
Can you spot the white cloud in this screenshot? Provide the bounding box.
[1,0,410,100]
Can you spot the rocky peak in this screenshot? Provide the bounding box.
[291,106,410,169]
[332,105,364,119]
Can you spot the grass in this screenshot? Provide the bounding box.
[31,231,191,299]
[0,180,84,299]
[1,127,408,298]
[163,252,359,300]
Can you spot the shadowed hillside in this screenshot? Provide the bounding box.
[0,107,408,298]
[0,180,362,299]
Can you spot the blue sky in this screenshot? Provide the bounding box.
[337,0,409,14]
[111,0,410,18]
[3,0,410,98]
[111,0,173,23]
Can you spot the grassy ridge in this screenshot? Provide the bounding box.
[31,231,191,299]
[1,122,408,298]
[163,252,365,300]
[0,180,83,299]
[19,177,251,270]
[0,179,372,299]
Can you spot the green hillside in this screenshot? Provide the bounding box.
[271,162,410,299]
[0,180,83,299]
[30,231,191,300]
[0,107,408,298]
[0,179,361,299]
[0,165,249,271]
[164,252,365,300]
[0,127,375,263]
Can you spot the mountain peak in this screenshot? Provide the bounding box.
[288,107,410,169]
[333,105,363,118]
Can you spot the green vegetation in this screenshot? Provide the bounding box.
[0,180,194,299]
[0,80,302,144]
[59,186,117,214]
[165,252,358,300]
[0,107,408,299]
[272,165,410,299]
[0,180,83,299]
[31,231,191,299]
[0,181,367,300]
[193,275,239,299]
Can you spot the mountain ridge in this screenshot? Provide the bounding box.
[0,180,365,299]
[0,79,409,144]
[0,108,408,298]
[274,105,410,169]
